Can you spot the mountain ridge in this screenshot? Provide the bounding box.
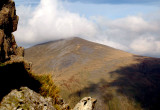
[29,37,129,53]
[25,37,134,74]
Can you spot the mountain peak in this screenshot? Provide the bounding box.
[25,37,133,74]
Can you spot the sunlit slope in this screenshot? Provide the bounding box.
[25,37,132,74]
[25,37,160,110]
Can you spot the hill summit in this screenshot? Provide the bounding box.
[25,37,132,74]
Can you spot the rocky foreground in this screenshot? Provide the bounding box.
[0,87,56,110]
[0,87,97,110]
[0,0,97,110]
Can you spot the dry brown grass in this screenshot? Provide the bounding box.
[32,73,60,102]
[29,72,65,110]
[105,94,142,110]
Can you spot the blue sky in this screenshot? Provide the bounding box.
[14,0,160,57]
[63,2,159,19]
[15,0,159,19]
[63,0,160,4]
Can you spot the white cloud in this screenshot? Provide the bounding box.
[14,0,160,57]
[130,37,160,56]
[14,0,97,47]
[91,15,160,57]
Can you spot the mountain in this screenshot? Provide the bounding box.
[25,37,133,74]
[25,37,160,110]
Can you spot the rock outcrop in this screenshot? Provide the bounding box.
[73,97,97,110]
[0,0,24,62]
[0,87,56,110]
[0,89,97,110]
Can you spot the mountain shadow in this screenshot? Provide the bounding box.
[69,56,160,110]
[0,62,41,101]
[109,56,160,110]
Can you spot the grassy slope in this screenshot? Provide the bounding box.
[25,37,160,110]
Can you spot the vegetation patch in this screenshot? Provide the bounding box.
[0,61,63,109]
[33,73,60,102]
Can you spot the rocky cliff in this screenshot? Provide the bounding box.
[0,0,24,62]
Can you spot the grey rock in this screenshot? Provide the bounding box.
[0,88,97,110]
[73,97,97,110]
[0,87,56,110]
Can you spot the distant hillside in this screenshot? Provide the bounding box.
[25,37,160,110]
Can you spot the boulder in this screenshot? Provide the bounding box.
[73,97,97,110]
[0,87,56,110]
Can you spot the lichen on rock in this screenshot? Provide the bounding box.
[0,87,56,110]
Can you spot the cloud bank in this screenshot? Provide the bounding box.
[15,0,97,47]
[93,15,160,57]
[14,0,160,57]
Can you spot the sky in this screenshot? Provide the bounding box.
[14,0,160,57]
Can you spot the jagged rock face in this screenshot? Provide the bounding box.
[0,87,56,110]
[0,0,23,62]
[73,97,97,110]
